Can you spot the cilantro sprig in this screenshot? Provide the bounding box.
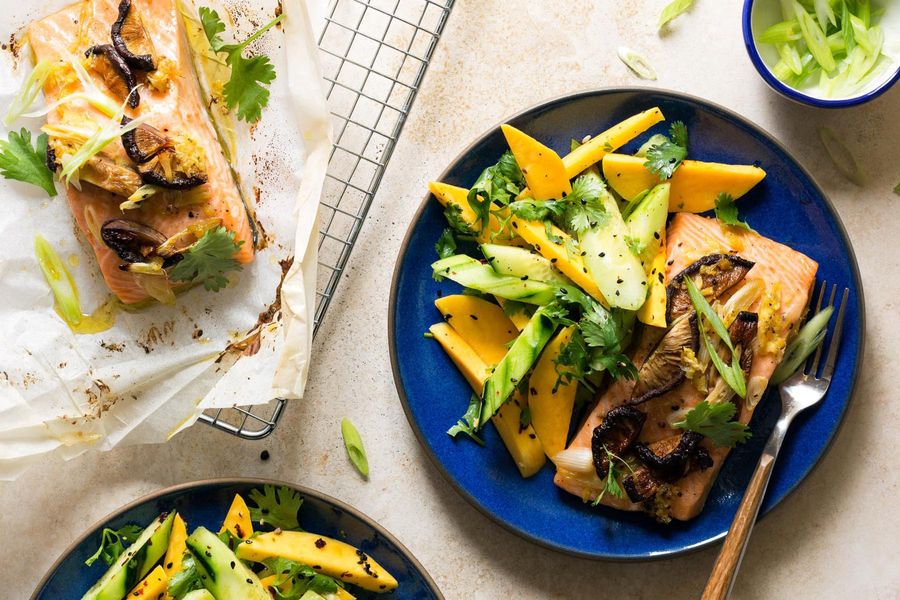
[467,150,525,231]
[673,400,751,447]
[644,121,688,179]
[84,524,144,567]
[264,557,342,598]
[714,192,754,232]
[591,445,633,506]
[0,129,56,196]
[447,393,485,445]
[199,7,285,123]
[166,554,204,599]
[247,484,304,530]
[169,226,244,292]
[561,174,608,234]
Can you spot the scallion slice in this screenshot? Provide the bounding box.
[341,417,369,478]
[617,47,657,80]
[771,305,833,383]
[658,0,694,29]
[34,235,82,326]
[757,20,801,44]
[794,1,836,72]
[3,60,54,126]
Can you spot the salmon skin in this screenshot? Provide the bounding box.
[29,0,254,304]
[555,213,818,521]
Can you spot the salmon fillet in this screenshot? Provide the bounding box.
[29,0,253,304]
[555,213,818,520]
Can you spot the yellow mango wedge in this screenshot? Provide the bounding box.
[501,124,571,201]
[220,493,253,539]
[260,574,358,600]
[636,227,668,327]
[163,514,188,577]
[432,296,546,477]
[602,154,767,212]
[563,107,665,178]
[428,181,522,245]
[509,216,605,302]
[236,531,398,593]
[528,327,578,459]
[129,565,168,599]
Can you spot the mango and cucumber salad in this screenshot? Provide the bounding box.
[426,107,766,478]
[79,485,397,600]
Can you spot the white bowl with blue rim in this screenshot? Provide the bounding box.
[743,0,900,107]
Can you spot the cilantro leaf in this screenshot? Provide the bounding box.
[447,393,485,445]
[501,298,532,321]
[169,226,243,291]
[199,7,284,123]
[434,228,457,259]
[264,557,342,598]
[673,400,751,447]
[84,524,144,567]
[714,193,754,231]
[591,445,631,506]
[443,202,472,235]
[467,151,525,230]
[247,484,304,530]
[166,554,204,599]
[0,129,56,196]
[508,198,564,222]
[643,121,688,179]
[561,174,608,234]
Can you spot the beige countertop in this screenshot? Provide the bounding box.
[4,1,899,598]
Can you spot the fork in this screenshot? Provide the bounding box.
[702,282,849,600]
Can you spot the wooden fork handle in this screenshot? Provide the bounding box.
[701,453,776,600]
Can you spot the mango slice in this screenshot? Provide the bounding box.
[501,124,571,201]
[129,565,168,599]
[220,493,253,540]
[528,327,578,459]
[602,154,767,213]
[563,107,665,178]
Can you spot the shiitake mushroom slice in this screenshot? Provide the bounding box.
[137,149,208,190]
[630,312,699,404]
[80,156,143,198]
[591,405,646,479]
[111,0,157,71]
[666,254,755,322]
[85,44,139,108]
[121,117,169,164]
[100,219,167,264]
[623,432,714,502]
[729,311,759,373]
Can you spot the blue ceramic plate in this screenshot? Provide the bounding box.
[32,478,443,599]
[389,88,864,560]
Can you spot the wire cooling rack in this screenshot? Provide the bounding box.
[199,0,455,438]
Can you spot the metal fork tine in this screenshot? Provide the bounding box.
[820,287,849,380]
[805,281,831,375]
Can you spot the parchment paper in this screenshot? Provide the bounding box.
[0,0,331,479]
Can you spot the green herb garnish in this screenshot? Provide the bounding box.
[84,524,144,567]
[263,557,341,598]
[247,484,304,530]
[341,417,370,478]
[673,400,751,447]
[0,129,56,196]
[169,226,244,292]
[592,445,633,505]
[561,174,608,234]
[199,7,285,123]
[166,554,204,599]
[658,0,695,29]
[714,192,754,232]
[466,150,525,231]
[643,121,688,180]
[434,228,457,259]
[447,392,486,445]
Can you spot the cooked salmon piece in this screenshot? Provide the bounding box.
[28,0,253,304]
[555,213,818,521]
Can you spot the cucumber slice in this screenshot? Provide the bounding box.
[298,592,327,600]
[480,305,559,424]
[579,182,648,310]
[183,591,216,600]
[186,527,269,600]
[481,243,573,285]
[81,512,176,600]
[625,183,669,260]
[432,254,559,305]
[636,133,669,158]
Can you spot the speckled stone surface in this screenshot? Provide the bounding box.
[4,1,900,598]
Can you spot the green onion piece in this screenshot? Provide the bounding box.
[3,60,54,126]
[341,417,369,478]
[66,56,120,118]
[658,0,694,29]
[757,20,801,44]
[794,1,836,72]
[841,1,856,53]
[120,185,161,211]
[60,102,149,184]
[846,27,882,86]
[771,58,795,82]
[778,43,804,75]
[616,47,657,80]
[813,0,837,30]
[683,277,746,398]
[34,235,82,326]
[848,14,873,54]
[826,32,846,54]
[620,188,650,220]
[771,305,834,383]
[856,0,871,27]
[818,126,865,186]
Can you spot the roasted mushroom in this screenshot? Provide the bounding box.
[666,254,755,322]
[591,405,646,478]
[100,219,175,266]
[80,156,142,198]
[136,136,208,190]
[85,45,139,108]
[623,432,713,502]
[121,118,169,163]
[45,146,60,173]
[623,466,662,503]
[111,0,157,71]
[630,312,699,404]
[729,311,759,373]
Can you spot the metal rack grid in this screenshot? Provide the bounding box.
[199,0,454,438]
